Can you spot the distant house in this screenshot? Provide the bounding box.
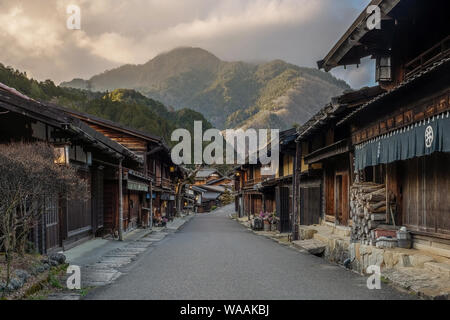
[182,184,196,214]
[194,168,222,185]
[205,176,233,188]
[191,185,222,213]
[234,128,297,233]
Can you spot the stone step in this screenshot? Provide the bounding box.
[103,252,139,258]
[47,293,81,300]
[116,247,147,253]
[96,257,133,268]
[313,232,339,244]
[298,226,317,240]
[424,262,450,278]
[124,242,152,248]
[143,236,166,242]
[292,239,326,256]
[137,237,155,242]
[166,220,185,230]
[382,268,450,300]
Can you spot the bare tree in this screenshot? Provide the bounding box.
[0,142,87,288]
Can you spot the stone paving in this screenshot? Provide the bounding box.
[235,216,450,300]
[85,204,411,300]
[47,215,193,300]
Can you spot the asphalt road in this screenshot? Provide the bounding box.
[86,204,412,300]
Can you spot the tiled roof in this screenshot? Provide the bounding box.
[195,168,219,178]
[0,82,142,164]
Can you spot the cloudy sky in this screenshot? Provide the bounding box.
[0,0,374,88]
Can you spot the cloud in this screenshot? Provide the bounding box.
[161,0,321,40]
[0,6,63,57]
[0,0,373,87]
[331,57,376,89]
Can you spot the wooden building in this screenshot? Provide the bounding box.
[234,128,297,233]
[191,185,221,213]
[205,176,233,188]
[293,87,386,237]
[60,108,184,229]
[0,83,142,252]
[308,0,449,253]
[194,168,223,185]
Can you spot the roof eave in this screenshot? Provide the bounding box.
[318,0,401,71]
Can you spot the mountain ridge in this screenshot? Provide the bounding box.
[61,47,351,130]
[0,63,211,145]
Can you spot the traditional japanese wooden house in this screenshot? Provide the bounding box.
[0,83,142,252]
[234,128,297,233]
[260,128,297,233]
[149,146,183,221]
[316,0,450,254]
[182,184,196,214]
[239,163,262,218]
[233,166,245,217]
[191,185,221,213]
[205,176,233,188]
[293,86,386,237]
[194,168,223,185]
[60,108,182,229]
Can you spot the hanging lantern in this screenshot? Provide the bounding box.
[54,145,70,165]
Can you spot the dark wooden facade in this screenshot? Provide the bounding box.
[293,86,385,234]
[234,129,297,233]
[294,0,450,252]
[62,109,183,230]
[0,84,142,253]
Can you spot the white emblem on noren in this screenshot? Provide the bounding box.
[425,125,434,148]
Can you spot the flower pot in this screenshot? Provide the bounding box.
[263,220,270,231]
[270,223,277,232]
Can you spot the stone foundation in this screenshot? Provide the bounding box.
[299,224,450,277]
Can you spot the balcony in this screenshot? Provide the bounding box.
[404,35,450,80]
[243,177,262,188]
[161,177,174,190]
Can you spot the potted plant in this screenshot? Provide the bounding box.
[261,212,271,231]
[252,212,263,230]
[269,213,278,231]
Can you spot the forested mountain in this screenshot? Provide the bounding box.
[62,47,351,130]
[0,64,211,144]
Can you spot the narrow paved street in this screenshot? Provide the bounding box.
[86,204,411,300]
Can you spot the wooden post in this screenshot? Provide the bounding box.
[241,193,244,218]
[149,180,153,229]
[249,193,252,217]
[118,158,124,241]
[292,142,301,240]
[262,192,266,212]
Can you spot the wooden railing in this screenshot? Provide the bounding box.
[162,177,174,189]
[404,35,450,79]
[151,175,175,189]
[243,177,262,187]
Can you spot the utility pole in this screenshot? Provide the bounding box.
[119,158,124,241]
